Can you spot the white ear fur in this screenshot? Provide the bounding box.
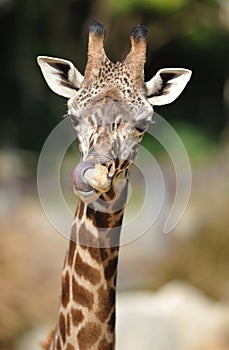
[37,56,84,98]
[145,68,192,106]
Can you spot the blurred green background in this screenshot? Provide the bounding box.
[0,0,229,349]
[1,0,229,150]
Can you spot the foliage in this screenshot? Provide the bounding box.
[0,0,228,152]
[107,0,188,14]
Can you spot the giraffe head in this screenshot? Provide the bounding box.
[37,20,191,204]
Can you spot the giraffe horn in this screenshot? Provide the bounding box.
[84,20,107,84]
[125,25,148,83]
[129,24,148,58]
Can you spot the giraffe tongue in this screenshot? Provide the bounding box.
[83,165,111,192]
[73,161,111,193]
[72,161,95,193]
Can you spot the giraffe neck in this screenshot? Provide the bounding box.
[46,181,127,350]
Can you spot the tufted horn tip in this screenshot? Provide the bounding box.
[126,24,147,65]
[130,25,148,42]
[89,20,106,37]
[84,20,107,84]
[123,24,147,84]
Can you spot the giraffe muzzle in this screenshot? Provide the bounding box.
[73,160,112,202]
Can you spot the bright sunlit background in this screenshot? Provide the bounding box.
[0,1,229,349]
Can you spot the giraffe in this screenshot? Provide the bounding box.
[37,20,192,350]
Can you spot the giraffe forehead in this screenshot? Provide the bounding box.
[68,60,149,112]
[86,60,133,88]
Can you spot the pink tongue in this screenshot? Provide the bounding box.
[72,160,95,192]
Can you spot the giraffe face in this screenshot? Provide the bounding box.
[37,20,192,203]
[68,100,153,201]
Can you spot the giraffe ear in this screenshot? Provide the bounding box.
[145,68,192,106]
[37,56,84,98]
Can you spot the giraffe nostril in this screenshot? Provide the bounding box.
[72,161,95,192]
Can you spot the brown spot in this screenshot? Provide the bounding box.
[86,205,120,229]
[86,205,96,226]
[114,273,117,286]
[111,208,124,222]
[86,246,102,263]
[94,211,110,228]
[66,343,75,350]
[85,246,117,263]
[96,287,116,323]
[59,312,66,344]
[66,313,71,336]
[106,187,116,200]
[108,309,116,332]
[110,246,119,254]
[78,222,98,247]
[120,159,129,170]
[98,338,113,350]
[115,158,120,168]
[56,336,61,350]
[75,252,101,285]
[61,271,70,308]
[68,238,76,266]
[72,277,94,310]
[105,256,118,280]
[100,248,108,260]
[78,322,102,350]
[71,308,84,327]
